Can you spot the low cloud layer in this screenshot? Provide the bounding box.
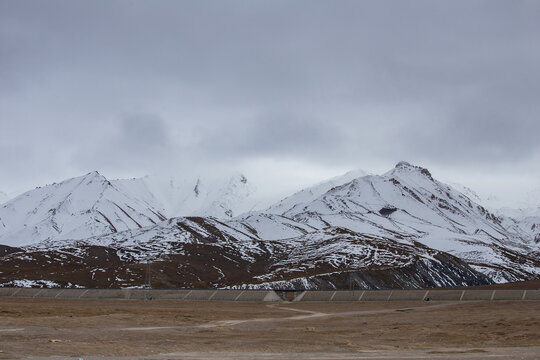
[1,1,539,205]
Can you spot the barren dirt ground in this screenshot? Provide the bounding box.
[1,298,540,359]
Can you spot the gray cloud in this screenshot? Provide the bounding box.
[0,0,539,203]
[70,113,174,174]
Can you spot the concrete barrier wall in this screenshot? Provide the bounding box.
[183,290,216,301]
[0,288,281,301]
[210,290,246,301]
[126,289,150,300]
[262,291,283,302]
[79,289,130,299]
[237,290,281,302]
[461,290,494,301]
[53,289,89,299]
[492,290,525,300]
[298,291,336,302]
[2,288,540,302]
[32,288,64,298]
[292,289,540,302]
[10,288,45,298]
[332,291,364,301]
[0,288,20,297]
[145,289,192,300]
[361,290,393,301]
[3,288,19,296]
[389,290,428,301]
[425,290,464,301]
[523,290,540,300]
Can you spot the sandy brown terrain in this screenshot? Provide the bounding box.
[1,298,540,359]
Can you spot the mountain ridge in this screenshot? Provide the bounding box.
[0,171,166,247]
[0,162,538,289]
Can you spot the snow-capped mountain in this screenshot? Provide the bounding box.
[266,169,367,215]
[262,161,538,282]
[0,172,166,247]
[142,172,256,219]
[495,207,540,244]
[461,182,540,245]
[0,171,257,247]
[1,162,539,289]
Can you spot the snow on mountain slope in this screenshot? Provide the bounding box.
[0,170,258,247]
[266,162,539,282]
[110,177,165,213]
[143,172,256,219]
[227,212,318,241]
[447,178,540,245]
[14,215,491,289]
[470,182,540,244]
[31,216,264,262]
[495,207,540,243]
[277,162,505,238]
[266,169,367,215]
[448,182,483,203]
[0,172,166,247]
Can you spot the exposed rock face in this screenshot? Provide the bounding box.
[0,244,22,257]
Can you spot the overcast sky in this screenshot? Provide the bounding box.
[1,0,539,206]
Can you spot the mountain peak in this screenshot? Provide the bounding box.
[341,168,368,180]
[393,161,433,180]
[227,172,248,185]
[84,170,103,178]
[395,161,413,169]
[80,171,109,184]
[0,171,166,246]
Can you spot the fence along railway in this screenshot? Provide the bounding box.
[1,288,540,301]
